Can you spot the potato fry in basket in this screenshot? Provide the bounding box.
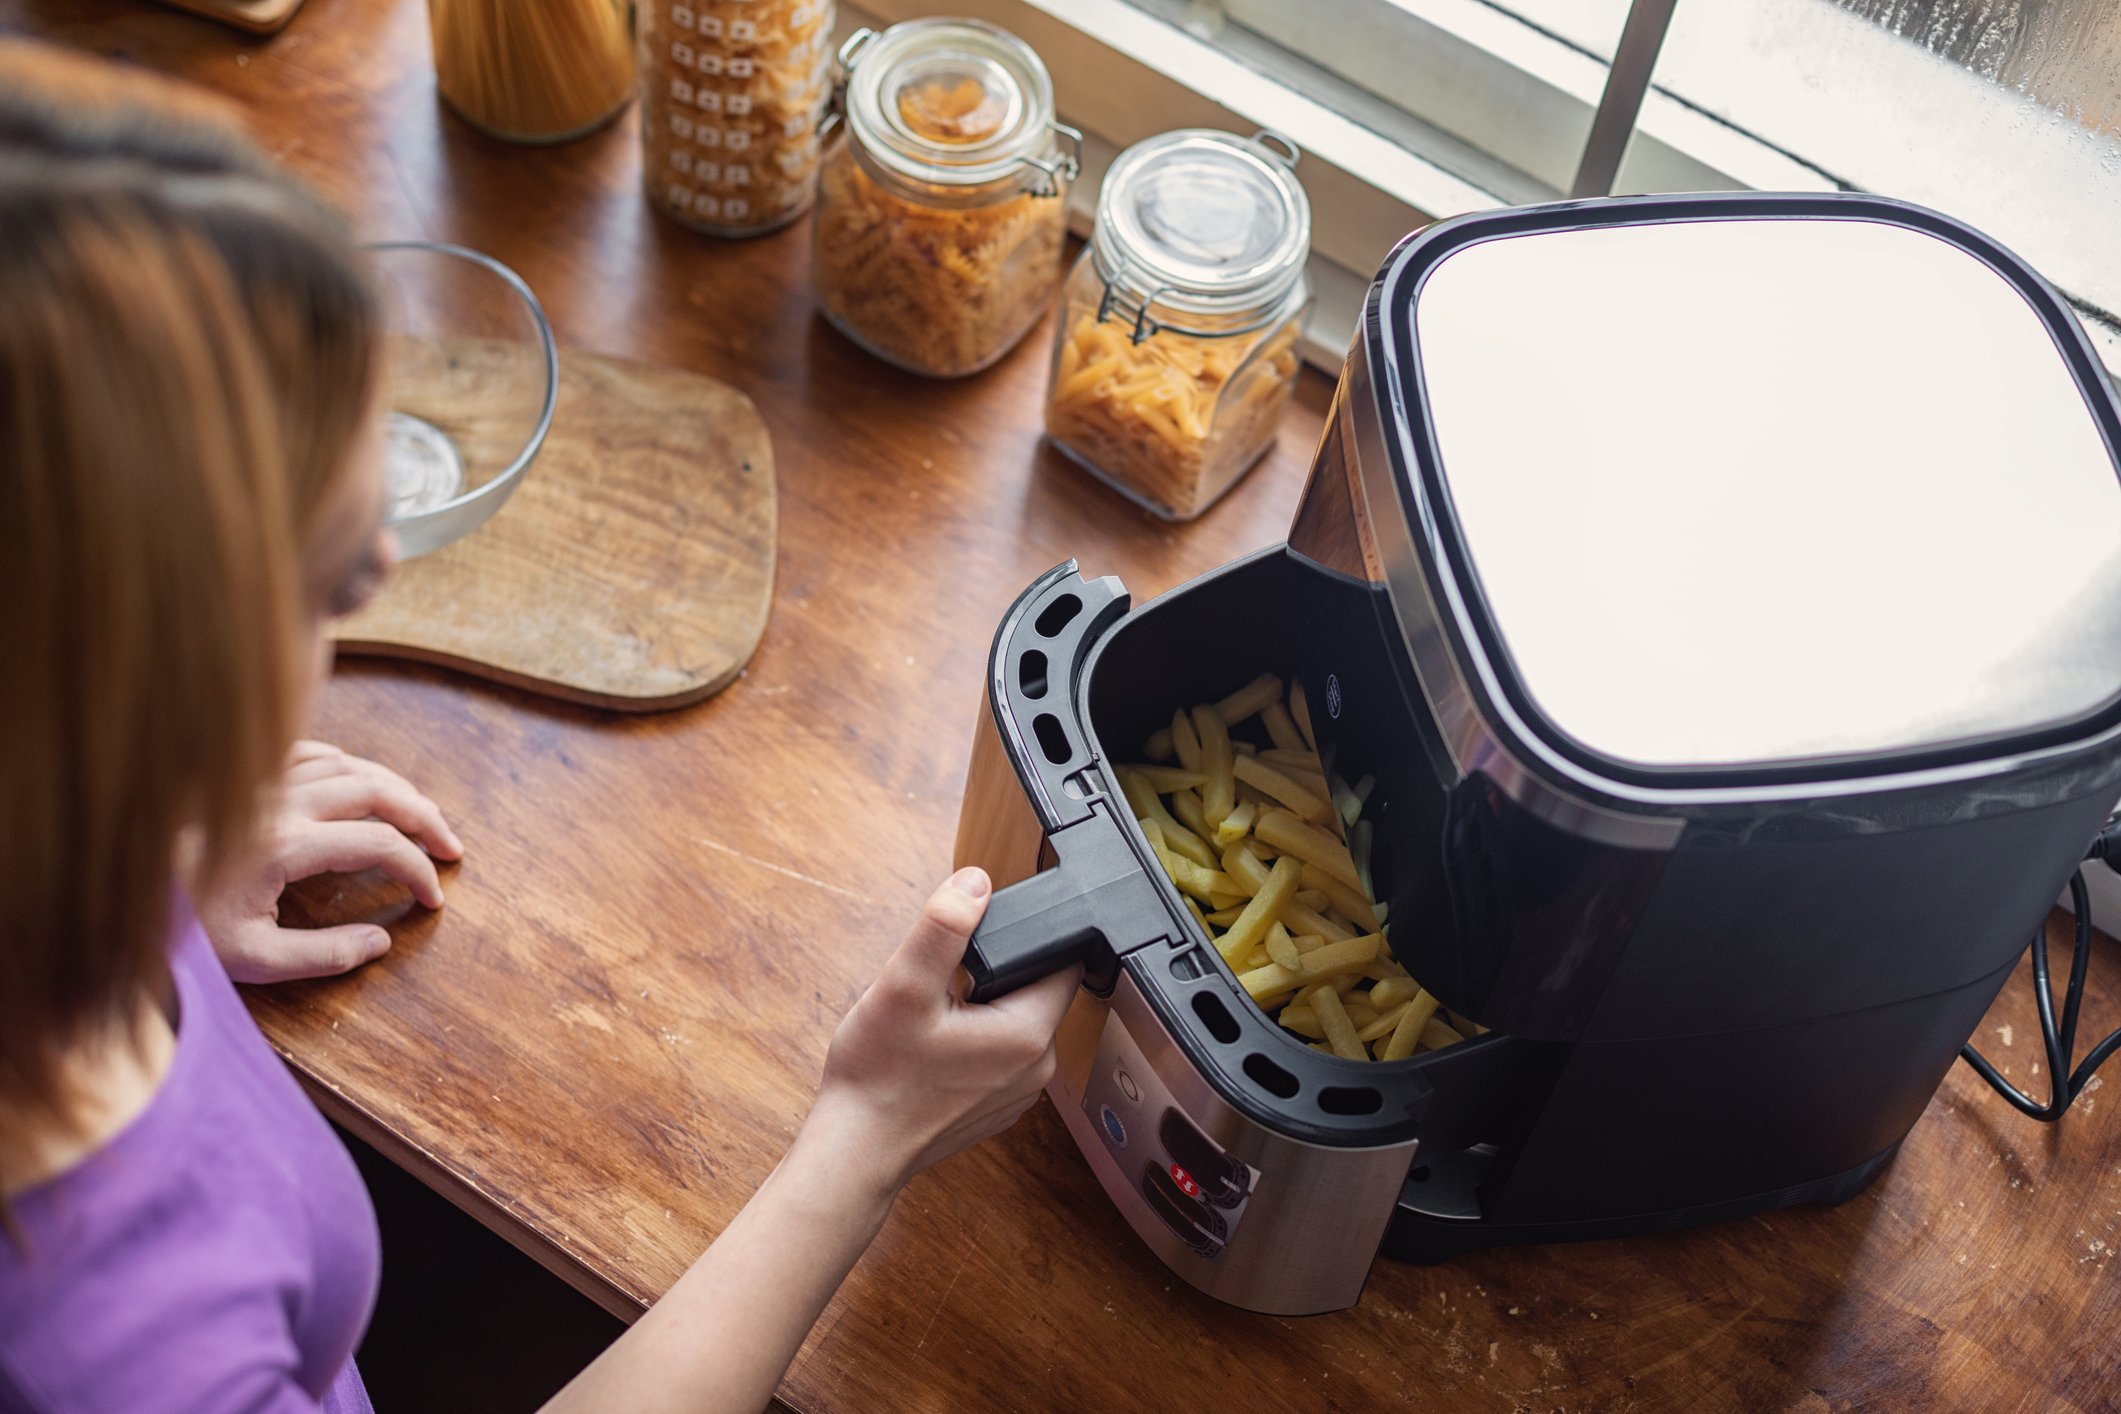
[1116,674,1471,1062]
[1233,755,1333,825]
[1214,672,1284,725]
[1194,705,1237,828]
[1255,809,1361,891]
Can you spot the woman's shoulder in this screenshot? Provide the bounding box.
[0,1148,316,1413]
[0,911,377,1412]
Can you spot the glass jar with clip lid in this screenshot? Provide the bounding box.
[1044,129,1312,520]
[811,18,1081,378]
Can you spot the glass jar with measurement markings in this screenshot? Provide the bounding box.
[639,0,835,237]
[1045,129,1312,520]
[811,19,1080,378]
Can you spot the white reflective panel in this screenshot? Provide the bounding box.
[1414,216,2121,771]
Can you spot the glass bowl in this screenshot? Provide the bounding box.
[366,241,558,558]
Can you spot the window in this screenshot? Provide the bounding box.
[840,0,2120,370]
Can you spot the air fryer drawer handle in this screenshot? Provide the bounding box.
[962,864,1104,1001]
[962,806,1165,1002]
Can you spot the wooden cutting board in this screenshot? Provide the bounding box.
[334,349,776,712]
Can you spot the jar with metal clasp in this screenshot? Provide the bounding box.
[812,18,1080,377]
[1044,129,1312,519]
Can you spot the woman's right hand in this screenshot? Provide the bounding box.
[805,867,1081,1201]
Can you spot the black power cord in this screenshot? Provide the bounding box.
[1958,825,2121,1121]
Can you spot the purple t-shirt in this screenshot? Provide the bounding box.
[0,904,380,1413]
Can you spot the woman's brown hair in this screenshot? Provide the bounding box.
[0,43,380,1151]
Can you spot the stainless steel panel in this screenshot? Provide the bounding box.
[1048,972,1417,1315]
[1411,216,2121,772]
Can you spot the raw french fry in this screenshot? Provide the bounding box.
[1292,932,1325,952]
[1283,771,1331,802]
[1278,1008,1326,1039]
[1172,709,1202,772]
[1237,958,1300,1001]
[1194,704,1236,828]
[1421,1017,1465,1050]
[1350,817,1375,898]
[1256,809,1361,891]
[1369,976,1422,1010]
[1301,863,1382,932]
[1290,678,1316,751]
[1145,727,1175,762]
[1129,765,1207,793]
[1384,989,1442,1060]
[1170,788,1215,845]
[1355,999,1415,1043]
[1264,920,1302,973]
[1293,889,1329,910]
[1208,890,1249,912]
[1184,896,1212,932]
[1233,755,1334,824]
[1204,904,1246,927]
[1263,700,1305,753]
[1313,986,1366,1061]
[1280,899,1354,945]
[1214,799,1259,849]
[1216,855,1301,963]
[1214,672,1284,724]
[1342,999,1380,1029]
[1343,774,1376,827]
[1260,746,1326,775]
[1143,820,1239,905]
[1118,770,1216,869]
[1231,740,1257,756]
[1221,841,1270,893]
[1296,933,1380,982]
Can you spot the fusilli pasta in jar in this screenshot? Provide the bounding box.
[811,19,1077,378]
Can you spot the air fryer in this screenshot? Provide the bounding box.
[951,191,2121,1315]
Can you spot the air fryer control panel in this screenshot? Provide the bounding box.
[1082,1010,1260,1259]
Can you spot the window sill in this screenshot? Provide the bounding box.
[841,0,1821,369]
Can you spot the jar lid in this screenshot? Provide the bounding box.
[1093,129,1311,318]
[841,19,1059,189]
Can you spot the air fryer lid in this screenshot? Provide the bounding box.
[1376,196,2121,784]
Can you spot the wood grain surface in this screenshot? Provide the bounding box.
[7,4,2118,1410]
[337,344,776,710]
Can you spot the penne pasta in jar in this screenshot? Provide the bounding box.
[1044,129,1312,520]
[811,20,1077,378]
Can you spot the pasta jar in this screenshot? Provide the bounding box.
[811,19,1080,378]
[1044,129,1312,520]
[640,0,835,237]
[430,0,635,144]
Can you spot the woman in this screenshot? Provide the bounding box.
[0,43,1078,1414]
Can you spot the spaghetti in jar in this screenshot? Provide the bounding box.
[429,0,635,144]
[1044,130,1312,520]
[640,0,835,237]
[811,19,1079,378]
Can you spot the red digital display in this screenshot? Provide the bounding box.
[1170,1163,1202,1199]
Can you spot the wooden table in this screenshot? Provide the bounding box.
[10,4,2120,1409]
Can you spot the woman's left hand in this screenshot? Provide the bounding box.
[200,740,465,983]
